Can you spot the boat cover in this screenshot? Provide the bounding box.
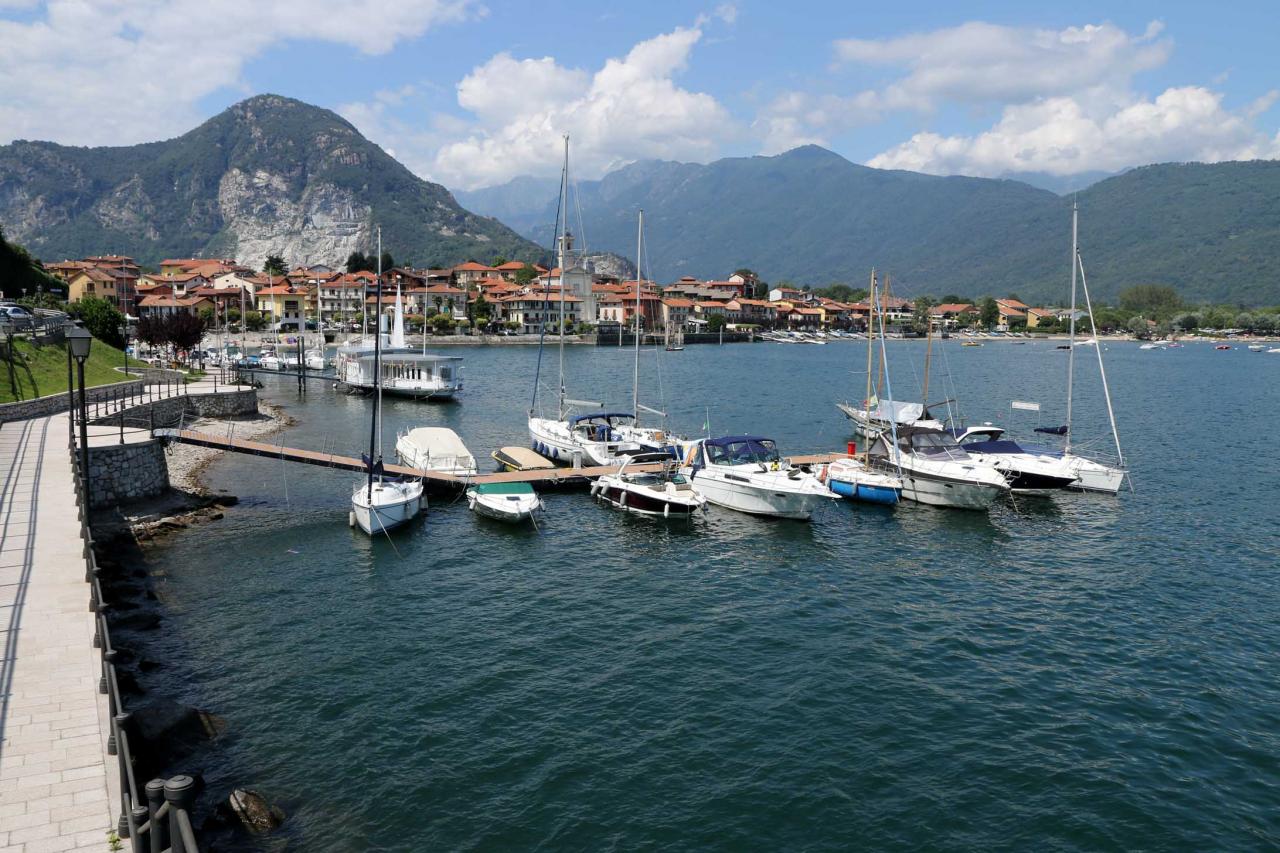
[962,439,1027,455]
[400,428,475,465]
[472,482,535,495]
[1034,425,1069,436]
[570,412,633,425]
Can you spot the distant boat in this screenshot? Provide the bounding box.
[304,348,326,371]
[1215,344,1233,350]
[961,341,983,347]
[1248,344,1265,352]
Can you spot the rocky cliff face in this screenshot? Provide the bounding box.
[0,95,544,270]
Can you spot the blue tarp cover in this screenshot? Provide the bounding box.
[570,412,633,425]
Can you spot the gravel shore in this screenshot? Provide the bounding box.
[166,401,295,495]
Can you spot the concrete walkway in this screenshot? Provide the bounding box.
[0,415,115,852]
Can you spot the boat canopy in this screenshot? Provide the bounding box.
[705,434,772,447]
[870,400,925,424]
[570,412,634,425]
[1034,425,1069,436]
[963,439,1027,455]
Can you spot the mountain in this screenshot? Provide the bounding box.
[0,95,544,271]
[468,148,1280,306]
[456,176,560,236]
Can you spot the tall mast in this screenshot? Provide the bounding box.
[367,226,383,502]
[633,209,643,422]
[557,134,569,421]
[922,304,934,406]
[1066,201,1079,453]
[864,269,875,463]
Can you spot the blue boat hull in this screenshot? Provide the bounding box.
[828,478,900,505]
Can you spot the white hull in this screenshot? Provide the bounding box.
[351,480,424,535]
[305,356,327,371]
[528,417,640,466]
[1064,455,1126,493]
[896,469,1008,508]
[684,470,830,520]
[467,491,542,522]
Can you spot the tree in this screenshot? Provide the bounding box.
[471,293,489,327]
[956,310,977,329]
[244,310,267,332]
[1252,313,1275,333]
[1119,284,1182,321]
[68,296,125,348]
[979,297,999,329]
[1171,312,1201,332]
[166,313,206,353]
[940,293,969,305]
[430,313,456,334]
[379,252,395,273]
[135,315,168,349]
[815,283,868,303]
[1235,312,1256,331]
[345,252,371,274]
[263,254,287,276]
[515,263,538,285]
[198,306,215,328]
[491,256,508,267]
[911,296,937,334]
[1127,315,1150,336]
[706,314,727,333]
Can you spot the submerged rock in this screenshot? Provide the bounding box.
[226,788,286,834]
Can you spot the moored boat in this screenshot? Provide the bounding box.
[823,457,902,505]
[867,426,1011,509]
[681,435,834,520]
[395,427,478,478]
[493,446,556,473]
[592,457,706,518]
[467,482,543,523]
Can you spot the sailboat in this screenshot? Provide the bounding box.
[350,228,425,535]
[855,272,1010,509]
[826,269,903,505]
[1031,203,1129,494]
[527,138,658,466]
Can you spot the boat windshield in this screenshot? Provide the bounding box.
[907,432,970,461]
[706,439,779,465]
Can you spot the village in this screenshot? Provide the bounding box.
[40,239,1067,340]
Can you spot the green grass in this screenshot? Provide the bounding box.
[0,337,148,403]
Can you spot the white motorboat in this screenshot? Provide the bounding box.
[681,435,835,520]
[823,457,902,505]
[950,425,1079,495]
[305,348,327,371]
[592,457,707,518]
[1248,344,1265,352]
[467,482,542,523]
[395,427,478,478]
[350,226,424,535]
[258,352,284,370]
[867,426,1011,509]
[352,477,425,535]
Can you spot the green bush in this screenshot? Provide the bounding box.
[68,296,125,348]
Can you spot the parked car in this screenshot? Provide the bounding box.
[1,305,34,330]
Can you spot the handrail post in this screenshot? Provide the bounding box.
[146,779,168,853]
[164,775,197,853]
[129,805,148,853]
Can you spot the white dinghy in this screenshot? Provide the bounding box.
[467,482,543,523]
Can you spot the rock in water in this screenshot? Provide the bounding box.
[228,789,285,833]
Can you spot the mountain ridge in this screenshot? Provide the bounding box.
[0,94,545,270]
[460,147,1280,306]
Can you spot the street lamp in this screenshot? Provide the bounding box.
[67,325,93,508]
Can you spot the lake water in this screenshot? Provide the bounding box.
[144,339,1280,850]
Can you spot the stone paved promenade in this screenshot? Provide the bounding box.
[0,415,115,852]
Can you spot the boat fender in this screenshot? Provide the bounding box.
[620,491,627,507]
[663,503,669,518]
[348,511,356,527]
[818,465,827,483]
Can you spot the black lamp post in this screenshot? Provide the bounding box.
[65,323,76,442]
[123,326,133,377]
[67,325,93,507]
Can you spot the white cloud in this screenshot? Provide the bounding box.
[753,91,882,154]
[834,20,1170,110]
[868,86,1280,177]
[0,0,477,146]
[428,25,735,189]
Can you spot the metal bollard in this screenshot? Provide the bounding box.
[146,779,168,853]
[164,775,197,853]
[129,805,148,851]
[108,710,127,756]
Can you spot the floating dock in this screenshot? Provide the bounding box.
[157,429,843,491]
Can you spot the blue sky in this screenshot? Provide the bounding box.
[2,1,1277,190]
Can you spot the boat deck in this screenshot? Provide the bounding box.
[157,429,843,490]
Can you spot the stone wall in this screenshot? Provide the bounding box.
[0,380,144,423]
[88,439,169,508]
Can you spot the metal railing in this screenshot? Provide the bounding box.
[70,429,203,852]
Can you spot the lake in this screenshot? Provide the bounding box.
[144,339,1280,850]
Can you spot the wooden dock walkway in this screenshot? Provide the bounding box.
[158,429,844,489]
